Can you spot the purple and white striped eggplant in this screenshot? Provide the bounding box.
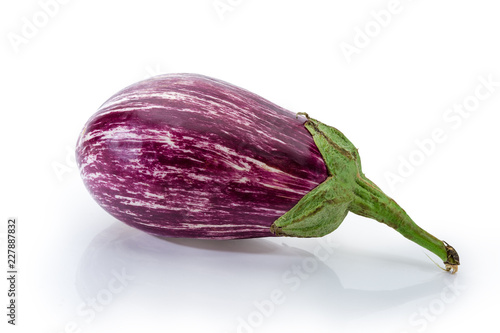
[76,73,459,272]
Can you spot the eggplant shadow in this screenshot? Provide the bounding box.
[74,222,455,331]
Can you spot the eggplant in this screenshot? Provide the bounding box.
[76,73,459,272]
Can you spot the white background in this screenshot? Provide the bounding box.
[1,0,499,332]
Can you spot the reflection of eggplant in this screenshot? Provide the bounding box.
[76,73,458,271]
[76,223,452,326]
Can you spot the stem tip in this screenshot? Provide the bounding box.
[443,241,460,274]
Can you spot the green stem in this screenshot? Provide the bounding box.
[271,114,459,273]
[349,174,459,272]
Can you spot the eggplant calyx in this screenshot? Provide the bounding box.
[272,114,460,273]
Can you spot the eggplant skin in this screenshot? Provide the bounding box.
[76,74,327,239]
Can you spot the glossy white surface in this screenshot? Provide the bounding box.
[1,1,499,332]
